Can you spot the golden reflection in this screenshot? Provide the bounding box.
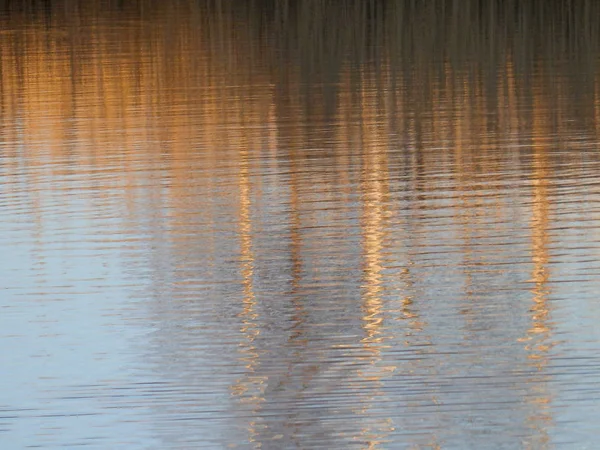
[520,73,554,449]
[230,145,266,446]
[353,70,395,449]
[2,3,600,447]
[528,98,552,357]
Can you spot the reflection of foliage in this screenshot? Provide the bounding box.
[4,0,599,118]
[7,0,600,66]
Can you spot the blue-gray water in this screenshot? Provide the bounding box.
[2,1,600,448]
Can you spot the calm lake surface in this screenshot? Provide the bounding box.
[2,1,600,448]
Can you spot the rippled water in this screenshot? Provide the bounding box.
[2,1,600,448]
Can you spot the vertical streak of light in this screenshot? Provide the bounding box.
[522,72,554,450]
[232,146,265,446]
[358,69,394,449]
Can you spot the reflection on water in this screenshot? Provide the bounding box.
[2,1,600,448]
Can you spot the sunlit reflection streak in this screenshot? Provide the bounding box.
[2,3,600,448]
[521,80,555,449]
[231,146,266,446]
[356,72,395,448]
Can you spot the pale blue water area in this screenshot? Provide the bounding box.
[2,1,600,448]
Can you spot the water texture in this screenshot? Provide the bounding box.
[2,1,600,448]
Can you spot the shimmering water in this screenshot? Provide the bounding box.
[2,1,600,448]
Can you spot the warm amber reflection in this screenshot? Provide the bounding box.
[355,73,394,449]
[521,73,554,449]
[3,2,600,449]
[231,145,265,446]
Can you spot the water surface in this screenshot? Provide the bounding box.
[2,1,600,448]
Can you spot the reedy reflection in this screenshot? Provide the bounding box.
[356,71,394,448]
[521,76,555,449]
[2,1,600,448]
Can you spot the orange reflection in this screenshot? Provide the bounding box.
[355,71,395,449]
[520,69,554,449]
[3,4,600,447]
[230,143,267,446]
